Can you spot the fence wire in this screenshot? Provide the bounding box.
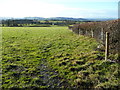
[0,20,2,88]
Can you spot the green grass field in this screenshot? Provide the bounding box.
[2,27,120,88]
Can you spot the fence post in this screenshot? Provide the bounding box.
[101,28,104,41]
[91,30,94,38]
[118,35,120,62]
[105,32,109,61]
[79,29,80,35]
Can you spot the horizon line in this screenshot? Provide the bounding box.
[0,16,117,19]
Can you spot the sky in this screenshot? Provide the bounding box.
[0,0,119,18]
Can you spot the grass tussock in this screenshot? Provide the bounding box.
[2,27,120,89]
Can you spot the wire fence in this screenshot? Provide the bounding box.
[0,20,2,88]
[69,19,120,61]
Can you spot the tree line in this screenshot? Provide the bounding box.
[1,19,81,27]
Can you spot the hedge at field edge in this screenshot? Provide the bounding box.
[69,19,120,60]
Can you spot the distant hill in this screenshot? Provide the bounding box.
[24,17,45,20]
[46,17,88,21]
[0,17,13,20]
[86,18,117,21]
[23,17,88,21]
[0,17,117,21]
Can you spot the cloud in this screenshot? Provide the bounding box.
[0,0,118,18]
[38,0,119,3]
[55,6,117,18]
[0,0,67,17]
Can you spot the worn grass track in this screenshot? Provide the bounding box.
[2,27,120,89]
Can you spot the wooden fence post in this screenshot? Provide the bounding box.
[79,29,80,35]
[118,36,120,62]
[105,32,109,61]
[101,28,104,41]
[91,30,94,38]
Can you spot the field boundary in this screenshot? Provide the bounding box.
[69,19,120,61]
[0,20,2,88]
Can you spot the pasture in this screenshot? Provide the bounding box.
[2,27,120,88]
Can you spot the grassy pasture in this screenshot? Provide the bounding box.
[2,27,120,88]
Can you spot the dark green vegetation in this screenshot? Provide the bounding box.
[1,19,81,27]
[71,19,120,58]
[2,27,120,89]
[1,17,96,27]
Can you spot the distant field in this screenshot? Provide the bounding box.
[2,27,120,88]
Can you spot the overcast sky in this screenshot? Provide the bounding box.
[0,0,119,18]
